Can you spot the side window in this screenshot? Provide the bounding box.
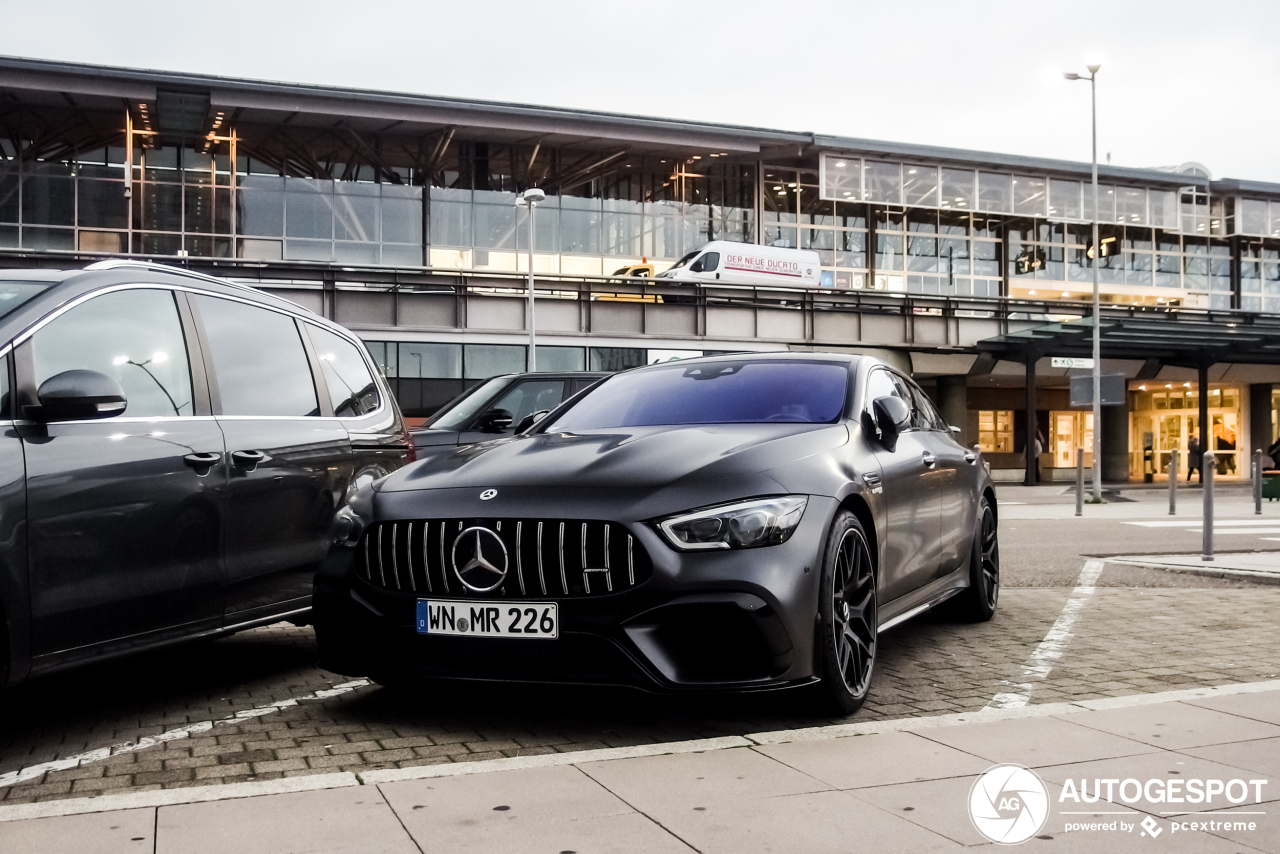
[863,368,904,415]
[194,295,319,417]
[0,354,10,419]
[305,325,380,417]
[31,289,194,417]
[696,252,720,272]
[905,381,942,431]
[485,380,565,428]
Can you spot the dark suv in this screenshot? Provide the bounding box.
[0,261,410,687]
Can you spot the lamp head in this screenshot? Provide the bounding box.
[1062,72,1081,80]
[520,188,546,205]
[1086,63,1101,74]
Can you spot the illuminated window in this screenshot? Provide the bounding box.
[978,410,1013,453]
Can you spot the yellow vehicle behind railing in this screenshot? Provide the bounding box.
[595,259,662,303]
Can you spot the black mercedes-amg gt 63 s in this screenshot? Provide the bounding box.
[314,353,999,713]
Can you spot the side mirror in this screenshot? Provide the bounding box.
[871,395,911,451]
[475,408,514,433]
[515,409,551,433]
[29,370,127,422]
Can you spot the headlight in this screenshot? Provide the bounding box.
[333,483,375,548]
[657,495,808,551]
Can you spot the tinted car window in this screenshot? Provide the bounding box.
[487,380,564,427]
[864,369,903,412]
[547,361,847,430]
[430,376,508,430]
[32,289,194,417]
[306,324,379,417]
[906,381,946,431]
[194,295,318,417]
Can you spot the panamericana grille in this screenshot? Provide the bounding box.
[356,519,653,598]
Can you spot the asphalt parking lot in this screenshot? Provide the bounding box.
[2,484,1279,807]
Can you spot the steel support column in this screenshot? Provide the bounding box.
[1198,361,1211,481]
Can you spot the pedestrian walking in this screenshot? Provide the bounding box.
[1187,436,1203,483]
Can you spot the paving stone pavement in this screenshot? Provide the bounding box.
[2,583,1278,806]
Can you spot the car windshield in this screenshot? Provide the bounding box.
[544,360,848,430]
[0,281,53,319]
[425,376,510,430]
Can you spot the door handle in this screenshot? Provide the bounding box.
[964,452,977,464]
[183,452,221,476]
[231,449,268,472]
[922,452,937,468]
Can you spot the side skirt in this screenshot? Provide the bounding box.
[876,566,968,632]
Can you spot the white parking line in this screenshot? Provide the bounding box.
[0,679,371,790]
[1125,519,1280,527]
[985,559,1104,710]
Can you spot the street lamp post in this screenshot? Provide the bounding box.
[1064,64,1103,502]
[518,188,546,372]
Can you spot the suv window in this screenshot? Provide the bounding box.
[485,380,565,428]
[32,289,194,418]
[306,324,380,417]
[194,295,319,417]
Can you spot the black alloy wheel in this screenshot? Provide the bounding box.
[815,511,877,715]
[954,495,999,621]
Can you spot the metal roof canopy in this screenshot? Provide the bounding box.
[977,314,1280,366]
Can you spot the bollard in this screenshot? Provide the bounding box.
[1169,447,1179,516]
[1203,451,1215,561]
[1075,447,1084,517]
[1255,448,1264,515]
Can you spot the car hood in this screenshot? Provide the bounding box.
[379,423,849,493]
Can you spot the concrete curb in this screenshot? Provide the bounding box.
[1104,557,1280,585]
[0,772,358,823]
[4,679,1278,823]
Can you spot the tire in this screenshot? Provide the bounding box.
[953,495,999,622]
[813,511,877,715]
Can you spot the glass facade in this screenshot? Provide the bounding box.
[4,97,1280,317]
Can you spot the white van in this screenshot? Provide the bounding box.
[656,241,822,289]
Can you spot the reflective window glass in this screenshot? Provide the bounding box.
[1116,187,1147,225]
[1049,179,1082,220]
[194,295,318,417]
[822,156,860,201]
[397,342,461,378]
[1084,185,1117,224]
[333,184,380,242]
[1013,177,1046,217]
[940,169,975,211]
[306,324,380,417]
[537,346,586,372]
[285,180,333,240]
[863,161,902,204]
[464,344,526,378]
[1150,190,1178,231]
[32,289,194,418]
[1240,199,1268,236]
[903,165,938,207]
[977,173,1011,213]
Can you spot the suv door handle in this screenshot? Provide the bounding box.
[231,449,268,472]
[964,452,978,464]
[183,452,221,475]
[922,452,937,468]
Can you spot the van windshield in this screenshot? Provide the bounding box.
[664,251,699,272]
[545,360,848,430]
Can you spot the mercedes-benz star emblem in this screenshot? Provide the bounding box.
[451,526,509,592]
[480,489,497,500]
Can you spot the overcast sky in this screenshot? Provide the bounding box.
[4,0,1278,182]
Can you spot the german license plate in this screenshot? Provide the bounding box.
[416,600,558,639]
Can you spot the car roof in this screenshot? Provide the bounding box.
[629,352,860,373]
[0,262,360,348]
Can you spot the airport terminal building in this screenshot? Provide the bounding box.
[3,56,1280,483]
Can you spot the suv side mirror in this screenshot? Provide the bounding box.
[475,408,514,433]
[871,395,911,451]
[515,409,551,433]
[30,370,128,422]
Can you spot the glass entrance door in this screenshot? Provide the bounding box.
[1130,386,1241,479]
[1050,412,1093,469]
